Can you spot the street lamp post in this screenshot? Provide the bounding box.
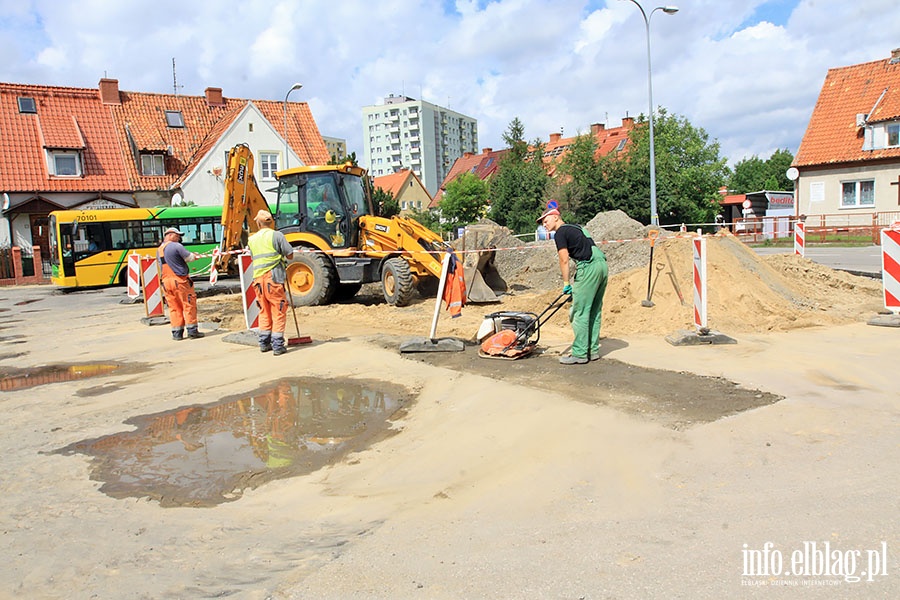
[624,1,678,226]
[283,83,303,171]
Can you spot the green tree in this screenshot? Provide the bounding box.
[728,148,795,193]
[624,108,729,225]
[328,150,358,166]
[407,206,442,234]
[439,171,489,231]
[373,187,400,217]
[489,118,550,233]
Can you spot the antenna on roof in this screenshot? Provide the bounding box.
[172,58,184,96]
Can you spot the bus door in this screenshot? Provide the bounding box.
[59,222,77,277]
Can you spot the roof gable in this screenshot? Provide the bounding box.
[794,52,900,167]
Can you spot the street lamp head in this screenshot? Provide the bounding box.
[289,82,303,92]
[662,6,679,14]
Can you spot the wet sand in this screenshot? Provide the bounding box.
[0,283,897,599]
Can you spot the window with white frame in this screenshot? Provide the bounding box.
[888,124,900,147]
[260,152,279,179]
[140,153,165,176]
[49,150,82,176]
[841,180,875,208]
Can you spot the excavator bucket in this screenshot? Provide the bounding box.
[464,247,505,304]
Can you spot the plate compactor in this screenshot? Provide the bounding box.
[477,293,572,360]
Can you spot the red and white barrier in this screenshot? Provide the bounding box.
[140,256,165,318]
[881,227,900,315]
[238,252,260,330]
[693,236,708,331]
[126,253,141,299]
[209,248,220,286]
[794,222,806,257]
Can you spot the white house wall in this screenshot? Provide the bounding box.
[797,162,900,219]
[179,102,298,208]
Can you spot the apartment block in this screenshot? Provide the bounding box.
[362,94,478,196]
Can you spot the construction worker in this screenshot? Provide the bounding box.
[538,207,608,364]
[158,227,204,341]
[247,210,295,355]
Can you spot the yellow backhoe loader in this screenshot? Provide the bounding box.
[212,143,458,307]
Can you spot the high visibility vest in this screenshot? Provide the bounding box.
[248,228,282,278]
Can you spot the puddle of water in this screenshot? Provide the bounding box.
[0,363,122,392]
[55,377,412,507]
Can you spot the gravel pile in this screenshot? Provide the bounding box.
[454,211,658,293]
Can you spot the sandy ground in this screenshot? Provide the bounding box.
[0,235,898,599]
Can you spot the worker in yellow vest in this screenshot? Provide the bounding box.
[247,210,295,355]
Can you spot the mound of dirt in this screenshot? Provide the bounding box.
[199,212,883,340]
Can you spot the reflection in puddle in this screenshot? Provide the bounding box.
[56,377,412,507]
[1,363,121,391]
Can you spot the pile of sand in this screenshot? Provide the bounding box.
[200,212,883,339]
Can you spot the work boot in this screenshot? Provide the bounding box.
[186,325,204,339]
[258,333,272,353]
[172,328,184,341]
[272,335,287,356]
[559,354,588,365]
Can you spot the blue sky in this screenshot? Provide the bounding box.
[1,0,898,169]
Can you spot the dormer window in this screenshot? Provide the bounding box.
[48,150,82,177]
[888,124,899,147]
[140,153,166,176]
[17,97,36,113]
[165,110,185,128]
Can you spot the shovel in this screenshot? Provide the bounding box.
[641,229,660,307]
[283,280,312,346]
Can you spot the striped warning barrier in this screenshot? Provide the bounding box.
[693,236,708,332]
[238,252,260,330]
[881,227,900,315]
[126,253,141,299]
[209,247,220,286]
[140,256,165,318]
[794,222,806,257]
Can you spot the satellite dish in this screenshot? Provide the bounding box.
[172,192,183,206]
[1,192,9,212]
[786,167,799,181]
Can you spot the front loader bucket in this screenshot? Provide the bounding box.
[464,248,505,304]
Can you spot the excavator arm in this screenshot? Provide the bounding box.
[358,214,456,280]
[214,144,272,274]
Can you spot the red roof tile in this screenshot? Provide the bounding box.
[0,83,131,192]
[1,80,331,197]
[794,54,900,167]
[373,170,412,197]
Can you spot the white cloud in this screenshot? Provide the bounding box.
[3,0,900,168]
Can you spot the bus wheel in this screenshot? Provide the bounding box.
[286,251,336,306]
[381,258,415,306]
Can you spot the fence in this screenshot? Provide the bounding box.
[733,211,900,244]
[0,246,49,286]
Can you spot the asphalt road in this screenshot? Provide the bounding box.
[752,245,883,277]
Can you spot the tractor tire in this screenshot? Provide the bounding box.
[381,258,415,306]
[286,251,337,306]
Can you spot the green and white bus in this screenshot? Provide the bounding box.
[49,205,223,288]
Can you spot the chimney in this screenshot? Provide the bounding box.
[549,133,561,143]
[98,78,121,105]
[482,147,493,154]
[590,123,605,135]
[205,87,224,106]
[463,151,473,158]
[622,116,635,128]
[891,48,900,64]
